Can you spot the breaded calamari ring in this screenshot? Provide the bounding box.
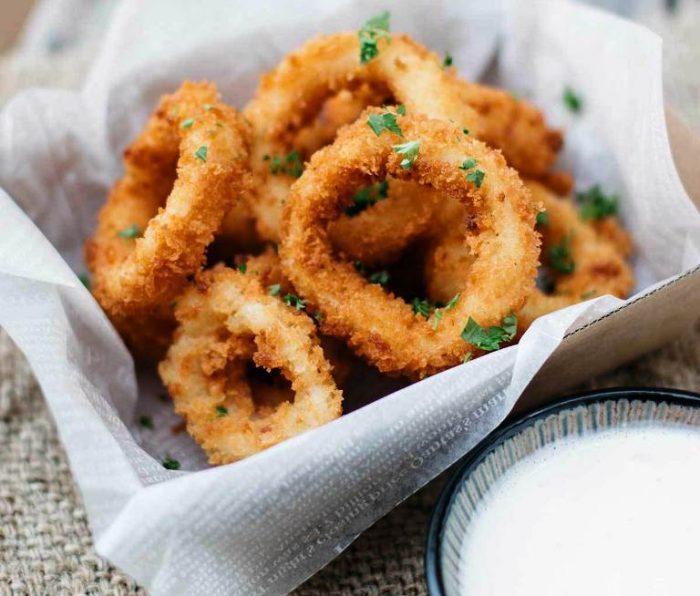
[242,247,355,384]
[240,32,482,242]
[590,217,634,258]
[423,196,477,303]
[158,265,343,464]
[295,73,563,181]
[423,181,635,333]
[292,87,386,157]
[517,181,635,331]
[85,81,251,360]
[280,109,540,378]
[329,178,441,267]
[455,82,563,177]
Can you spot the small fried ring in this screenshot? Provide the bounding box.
[158,265,343,464]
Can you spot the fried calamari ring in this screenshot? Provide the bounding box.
[158,265,343,464]
[292,87,385,157]
[294,70,563,180]
[329,178,441,267]
[537,170,575,196]
[280,109,540,378]
[240,32,482,243]
[423,180,635,333]
[517,181,635,331]
[241,247,355,385]
[423,196,477,303]
[85,81,251,360]
[590,217,634,258]
[455,82,563,177]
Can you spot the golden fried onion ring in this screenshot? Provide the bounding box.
[280,110,540,378]
[86,81,251,359]
[158,265,343,464]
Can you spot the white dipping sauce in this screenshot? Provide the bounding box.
[459,424,700,596]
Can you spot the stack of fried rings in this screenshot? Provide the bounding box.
[86,32,634,464]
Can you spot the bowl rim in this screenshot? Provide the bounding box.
[424,386,700,596]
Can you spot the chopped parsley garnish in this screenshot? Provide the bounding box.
[443,293,461,310]
[460,157,485,188]
[180,118,195,129]
[461,313,517,351]
[397,104,406,115]
[162,455,180,470]
[358,11,391,64]
[139,415,154,430]
[283,293,306,310]
[443,52,453,68]
[118,224,140,239]
[463,128,470,135]
[549,234,575,274]
[345,180,390,216]
[238,263,247,273]
[411,298,432,319]
[431,293,460,328]
[367,111,403,137]
[536,210,549,227]
[215,405,228,417]
[78,273,91,290]
[563,86,582,113]
[203,103,213,112]
[576,185,618,220]
[466,170,485,188]
[354,261,389,286]
[368,270,390,286]
[393,140,420,169]
[313,310,324,323]
[463,353,473,363]
[194,145,208,162]
[412,293,460,328]
[265,150,304,177]
[268,283,281,296]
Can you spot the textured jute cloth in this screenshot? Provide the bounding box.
[1,13,700,594]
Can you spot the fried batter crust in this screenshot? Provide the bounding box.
[85,81,251,360]
[159,265,342,464]
[280,109,540,378]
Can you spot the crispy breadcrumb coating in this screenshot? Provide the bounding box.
[280,109,540,378]
[159,265,343,464]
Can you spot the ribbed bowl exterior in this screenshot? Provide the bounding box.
[426,389,700,596]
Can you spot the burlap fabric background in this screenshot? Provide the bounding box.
[1,4,699,593]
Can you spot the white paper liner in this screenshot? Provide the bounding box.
[0,0,698,593]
